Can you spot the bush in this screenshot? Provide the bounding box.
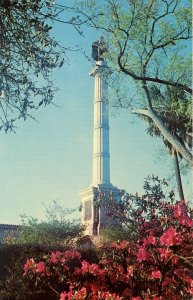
[23,178,193,299]
[0,244,60,299]
[100,225,134,244]
[0,202,86,299]
[19,201,84,247]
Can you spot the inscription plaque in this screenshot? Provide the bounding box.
[84,200,92,220]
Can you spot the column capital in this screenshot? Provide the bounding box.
[89,61,112,77]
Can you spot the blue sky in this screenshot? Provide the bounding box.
[0,18,192,224]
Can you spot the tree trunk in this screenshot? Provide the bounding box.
[133,108,193,167]
[172,148,185,200]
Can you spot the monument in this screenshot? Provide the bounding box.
[80,38,122,235]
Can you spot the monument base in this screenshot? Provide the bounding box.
[80,184,123,236]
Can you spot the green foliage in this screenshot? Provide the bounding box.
[0,0,63,132]
[19,217,83,247]
[100,225,134,243]
[19,201,84,247]
[145,85,192,154]
[84,0,191,84]
[0,202,85,299]
[0,0,86,133]
[78,0,192,166]
[0,244,46,299]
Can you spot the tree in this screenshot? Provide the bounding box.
[0,0,84,133]
[76,0,192,166]
[144,85,192,199]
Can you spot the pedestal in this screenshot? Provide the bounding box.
[80,184,122,236]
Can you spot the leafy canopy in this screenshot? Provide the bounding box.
[0,0,81,132]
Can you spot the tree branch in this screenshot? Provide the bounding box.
[117,60,192,94]
[132,108,193,166]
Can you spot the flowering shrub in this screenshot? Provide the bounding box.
[24,177,193,299]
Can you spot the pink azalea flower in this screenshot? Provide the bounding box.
[158,248,171,260]
[81,260,90,275]
[160,227,179,246]
[64,250,81,259]
[151,270,161,279]
[143,234,156,246]
[173,203,187,218]
[74,287,87,299]
[89,263,101,275]
[136,247,150,262]
[179,216,193,227]
[23,258,35,274]
[60,291,73,300]
[148,234,156,245]
[60,292,68,300]
[99,291,122,299]
[184,217,193,227]
[36,261,46,273]
[50,251,61,263]
[173,203,193,227]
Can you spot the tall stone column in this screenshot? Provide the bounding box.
[80,60,118,236]
[89,61,111,186]
[79,40,123,236]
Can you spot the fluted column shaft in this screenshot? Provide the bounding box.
[90,61,111,186]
